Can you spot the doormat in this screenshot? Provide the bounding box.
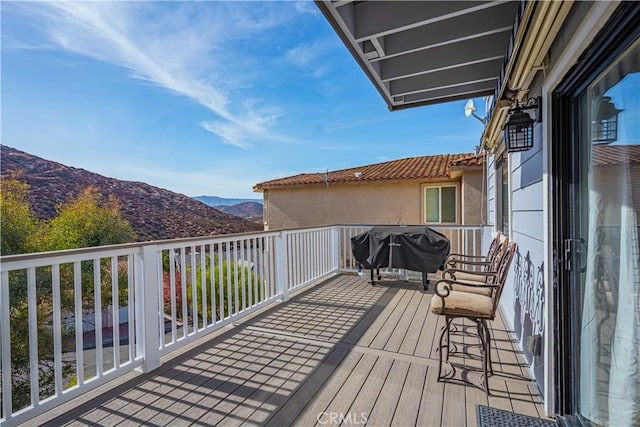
[477,405,556,427]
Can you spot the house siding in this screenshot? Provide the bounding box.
[501,119,546,391]
[494,1,613,401]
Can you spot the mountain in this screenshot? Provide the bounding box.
[216,202,263,223]
[0,145,263,241]
[194,195,262,207]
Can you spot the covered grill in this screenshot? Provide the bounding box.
[351,225,450,289]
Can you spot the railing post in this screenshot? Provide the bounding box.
[482,225,494,254]
[1,271,13,421]
[332,226,341,273]
[137,245,162,373]
[275,232,289,302]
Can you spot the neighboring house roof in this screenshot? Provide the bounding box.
[593,144,640,166]
[254,152,484,191]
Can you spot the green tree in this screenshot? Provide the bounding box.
[162,253,263,323]
[0,177,38,255]
[193,255,263,320]
[36,186,136,251]
[3,184,137,412]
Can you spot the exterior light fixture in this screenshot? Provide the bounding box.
[503,97,541,152]
[592,96,622,145]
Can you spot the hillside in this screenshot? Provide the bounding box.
[0,145,263,241]
[194,195,262,207]
[216,202,263,224]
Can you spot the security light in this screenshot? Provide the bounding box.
[592,96,622,145]
[503,97,541,152]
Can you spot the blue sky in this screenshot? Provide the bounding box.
[1,1,486,199]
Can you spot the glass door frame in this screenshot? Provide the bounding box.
[551,3,640,424]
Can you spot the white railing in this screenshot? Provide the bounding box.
[0,245,143,427]
[0,224,485,426]
[153,232,283,355]
[284,227,340,295]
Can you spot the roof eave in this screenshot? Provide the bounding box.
[255,175,459,191]
[315,0,395,111]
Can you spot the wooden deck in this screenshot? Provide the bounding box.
[30,274,548,426]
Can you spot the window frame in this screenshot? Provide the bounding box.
[495,153,510,236]
[421,182,460,224]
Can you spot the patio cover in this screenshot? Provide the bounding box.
[315,1,522,111]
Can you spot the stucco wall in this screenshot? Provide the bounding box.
[487,159,496,225]
[462,169,487,225]
[261,175,485,230]
[264,181,423,230]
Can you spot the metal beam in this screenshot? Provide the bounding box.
[353,1,507,41]
[370,37,386,58]
[315,0,522,110]
[315,0,395,110]
[395,77,498,99]
[376,3,518,59]
[401,84,496,105]
[380,31,508,81]
[389,59,503,96]
[332,0,355,8]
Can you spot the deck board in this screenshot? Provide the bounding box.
[263,347,351,427]
[287,351,365,426]
[415,366,444,427]
[31,274,551,427]
[369,289,415,350]
[381,290,422,353]
[310,353,378,426]
[397,292,431,356]
[344,356,394,424]
[390,362,426,426]
[365,359,410,426]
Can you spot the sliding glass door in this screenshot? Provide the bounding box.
[554,8,639,425]
[574,40,639,427]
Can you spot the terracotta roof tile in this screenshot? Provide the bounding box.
[449,152,486,168]
[254,152,483,190]
[592,145,640,166]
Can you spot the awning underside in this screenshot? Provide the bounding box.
[316,1,521,110]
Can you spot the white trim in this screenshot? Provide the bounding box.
[540,0,620,416]
[495,154,511,237]
[461,175,466,225]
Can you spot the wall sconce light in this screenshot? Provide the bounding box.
[503,97,541,152]
[592,96,622,145]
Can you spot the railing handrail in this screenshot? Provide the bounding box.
[0,246,142,270]
[336,223,486,229]
[0,230,285,264]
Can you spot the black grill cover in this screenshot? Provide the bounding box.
[351,226,450,273]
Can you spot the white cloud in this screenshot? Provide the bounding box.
[285,39,338,72]
[5,1,298,148]
[294,1,319,16]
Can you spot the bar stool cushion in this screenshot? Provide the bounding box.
[431,291,493,318]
